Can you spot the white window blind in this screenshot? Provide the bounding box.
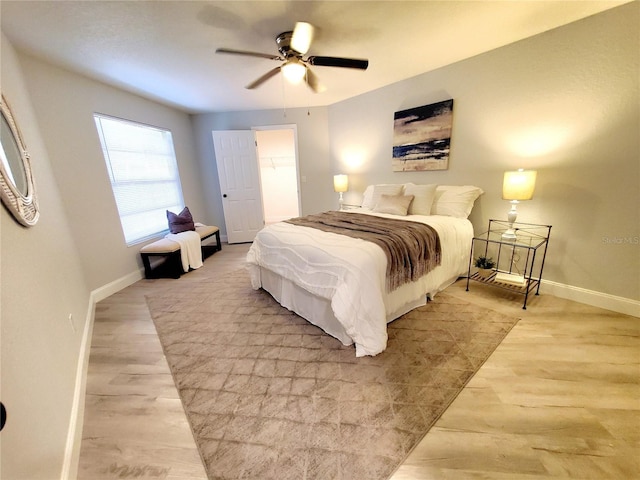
[94,114,184,245]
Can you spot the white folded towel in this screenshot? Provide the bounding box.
[165,230,203,272]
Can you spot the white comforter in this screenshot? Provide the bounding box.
[246,210,473,356]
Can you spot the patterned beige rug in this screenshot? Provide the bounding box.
[146,269,518,480]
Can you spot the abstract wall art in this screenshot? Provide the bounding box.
[392,99,454,171]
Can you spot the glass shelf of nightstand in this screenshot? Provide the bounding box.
[476,219,551,249]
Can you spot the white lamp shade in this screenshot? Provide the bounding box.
[281,61,306,84]
[291,22,314,55]
[503,169,537,200]
[333,174,348,193]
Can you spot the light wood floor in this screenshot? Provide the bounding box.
[77,243,639,479]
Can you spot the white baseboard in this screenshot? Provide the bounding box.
[61,268,144,479]
[61,298,95,480]
[92,268,144,303]
[541,280,640,318]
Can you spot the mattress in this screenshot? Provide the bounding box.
[246,209,473,356]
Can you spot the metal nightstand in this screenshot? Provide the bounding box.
[466,220,552,309]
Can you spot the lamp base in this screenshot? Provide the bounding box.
[503,201,519,241]
[502,229,517,241]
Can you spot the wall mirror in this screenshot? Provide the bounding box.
[0,94,39,226]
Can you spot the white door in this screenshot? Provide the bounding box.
[212,130,264,244]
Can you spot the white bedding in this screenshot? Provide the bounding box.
[246,209,473,356]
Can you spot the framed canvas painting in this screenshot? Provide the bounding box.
[392,99,454,171]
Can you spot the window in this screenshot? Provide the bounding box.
[94,114,184,245]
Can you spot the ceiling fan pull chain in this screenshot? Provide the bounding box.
[306,69,311,116]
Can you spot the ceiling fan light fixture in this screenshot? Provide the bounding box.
[217,21,368,92]
[291,22,314,54]
[281,61,307,84]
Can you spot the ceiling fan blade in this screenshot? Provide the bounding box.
[304,67,326,93]
[246,66,282,89]
[216,48,281,61]
[307,56,369,70]
[291,22,314,55]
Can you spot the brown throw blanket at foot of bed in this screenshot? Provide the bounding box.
[286,211,441,292]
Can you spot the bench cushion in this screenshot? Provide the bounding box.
[140,225,220,254]
[195,224,219,239]
[140,238,181,254]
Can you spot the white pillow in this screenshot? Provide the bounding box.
[402,183,437,215]
[362,184,403,209]
[431,185,484,218]
[361,185,375,209]
[373,194,414,216]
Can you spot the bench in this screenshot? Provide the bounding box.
[140,225,221,279]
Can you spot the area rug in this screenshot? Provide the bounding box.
[146,269,518,480]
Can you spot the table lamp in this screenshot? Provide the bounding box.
[502,169,537,240]
[333,174,348,210]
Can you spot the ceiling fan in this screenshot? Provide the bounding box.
[216,22,369,92]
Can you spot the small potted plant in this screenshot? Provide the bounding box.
[474,255,496,277]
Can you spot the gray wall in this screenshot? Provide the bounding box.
[328,4,639,301]
[2,33,208,478]
[16,54,208,291]
[1,34,91,479]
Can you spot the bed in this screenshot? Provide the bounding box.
[246,183,483,356]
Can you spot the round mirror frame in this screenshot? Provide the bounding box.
[0,94,39,227]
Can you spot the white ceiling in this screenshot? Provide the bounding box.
[1,1,628,113]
